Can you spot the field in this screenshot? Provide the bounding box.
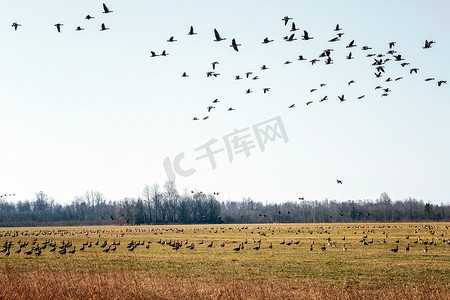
[1,223,449,299]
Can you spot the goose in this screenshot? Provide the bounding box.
[306,101,313,105]
[337,179,343,184]
[213,29,226,42]
[361,46,372,50]
[100,23,109,31]
[348,80,356,85]
[285,33,297,42]
[160,50,168,56]
[230,39,241,51]
[54,23,63,33]
[334,24,343,31]
[346,40,356,48]
[357,95,365,99]
[282,16,292,26]
[103,3,113,14]
[263,88,270,93]
[302,30,313,40]
[338,95,346,102]
[391,245,398,253]
[228,107,235,111]
[262,37,274,44]
[288,104,295,108]
[437,80,447,86]
[167,36,177,42]
[319,96,328,102]
[298,55,307,61]
[410,68,419,74]
[188,26,197,35]
[85,15,94,20]
[328,37,340,42]
[76,26,84,31]
[346,52,354,59]
[290,22,299,32]
[11,22,21,30]
[211,62,219,69]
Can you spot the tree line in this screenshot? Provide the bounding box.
[0,182,448,226]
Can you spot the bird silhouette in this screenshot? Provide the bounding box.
[188,26,197,35]
[85,15,94,20]
[334,24,343,31]
[288,104,295,108]
[54,23,63,33]
[230,39,241,51]
[346,40,356,48]
[76,26,84,31]
[262,37,274,44]
[437,80,447,86]
[285,33,297,42]
[11,22,21,30]
[167,36,177,42]
[100,23,109,31]
[337,179,343,184]
[103,3,113,14]
[213,29,226,42]
[290,22,299,32]
[338,95,346,102]
[282,16,293,26]
[302,30,313,40]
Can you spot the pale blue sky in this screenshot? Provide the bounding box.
[1,1,449,205]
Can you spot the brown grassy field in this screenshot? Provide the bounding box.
[1,222,449,299]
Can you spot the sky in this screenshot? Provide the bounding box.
[0,1,449,205]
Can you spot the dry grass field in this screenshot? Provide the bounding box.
[1,222,449,299]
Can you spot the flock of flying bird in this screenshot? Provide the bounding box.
[11,3,113,33]
[145,16,447,121]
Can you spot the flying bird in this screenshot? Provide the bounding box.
[263,88,270,93]
[212,62,219,69]
[290,22,299,32]
[167,36,177,42]
[11,22,21,30]
[85,15,94,20]
[182,72,189,77]
[76,26,84,31]
[285,33,297,42]
[337,179,343,184]
[288,104,295,108]
[188,26,197,35]
[213,29,226,42]
[160,50,169,56]
[100,23,109,31]
[302,30,313,40]
[437,80,447,86]
[230,38,241,51]
[102,3,113,14]
[338,95,346,102]
[262,37,274,44]
[334,24,343,31]
[150,51,159,57]
[282,16,293,26]
[346,40,356,48]
[54,23,63,32]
